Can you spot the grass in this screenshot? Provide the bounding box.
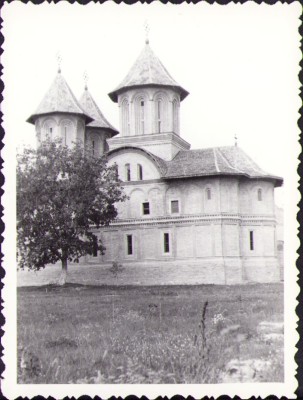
[17,282,284,384]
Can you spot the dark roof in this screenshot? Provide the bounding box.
[108,145,283,187]
[108,41,189,103]
[27,73,92,124]
[79,89,118,135]
[164,146,283,186]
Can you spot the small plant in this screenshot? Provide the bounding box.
[109,262,124,279]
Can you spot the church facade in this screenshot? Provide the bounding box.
[27,39,283,285]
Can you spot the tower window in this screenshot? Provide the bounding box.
[49,127,53,134]
[157,99,162,133]
[171,200,179,214]
[206,188,211,200]
[140,100,145,134]
[258,188,262,201]
[127,234,133,255]
[164,233,170,253]
[137,164,143,180]
[122,99,130,136]
[125,163,131,181]
[249,231,254,251]
[173,99,179,134]
[142,202,150,215]
[92,140,95,156]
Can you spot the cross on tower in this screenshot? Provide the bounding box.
[56,52,62,73]
[83,71,89,90]
[144,20,150,44]
[234,134,238,147]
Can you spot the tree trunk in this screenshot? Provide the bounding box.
[58,257,68,286]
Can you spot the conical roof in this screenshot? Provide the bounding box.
[27,72,93,124]
[108,41,189,103]
[79,89,118,136]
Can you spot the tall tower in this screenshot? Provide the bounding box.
[107,39,190,161]
[27,70,92,147]
[79,85,118,158]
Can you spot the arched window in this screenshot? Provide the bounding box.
[135,96,145,135]
[125,163,131,181]
[137,164,143,180]
[156,99,162,133]
[173,99,179,134]
[258,188,262,201]
[121,98,130,136]
[60,119,73,146]
[42,119,55,141]
[206,188,211,200]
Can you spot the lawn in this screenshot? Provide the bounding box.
[17,282,284,384]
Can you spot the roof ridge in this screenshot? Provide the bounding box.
[213,148,220,173]
[216,147,243,172]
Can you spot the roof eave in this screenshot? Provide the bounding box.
[26,111,94,125]
[108,84,189,103]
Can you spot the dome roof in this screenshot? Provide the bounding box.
[79,89,118,136]
[27,73,92,124]
[108,41,189,103]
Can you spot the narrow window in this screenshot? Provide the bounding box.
[92,140,95,156]
[137,164,143,180]
[157,99,162,133]
[49,127,53,134]
[127,234,133,255]
[258,188,262,201]
[206,188,211,200]
[92,235,98,257]
[142,202,150,215]
[64,127,67,145]
[122,100,130,136]
[173,99,179,134]
[125,163,131,181]
[164,233,170,253]
[249,231,254,251]
[140,100,144,134]
[171,200,179,214]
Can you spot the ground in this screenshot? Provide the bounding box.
[17,270,284,384]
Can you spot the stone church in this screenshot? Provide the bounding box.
[27,39,283,284]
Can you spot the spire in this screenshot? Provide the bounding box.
[79,89,118,135]
[27,73,92,125]
[234,134,238,147]
[108,41,189,103]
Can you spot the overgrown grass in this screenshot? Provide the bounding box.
[17,283,283,383]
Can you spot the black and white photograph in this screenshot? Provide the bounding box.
[1,2,300,398]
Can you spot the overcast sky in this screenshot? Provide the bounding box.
[2,2,301,207]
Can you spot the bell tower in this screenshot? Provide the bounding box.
[107,39,190,161]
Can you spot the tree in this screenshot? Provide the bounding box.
[17,139,127,285]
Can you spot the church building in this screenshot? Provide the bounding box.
[27,38,283,285]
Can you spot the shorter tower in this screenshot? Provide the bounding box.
[27,70,92,147]
[79,85,118,158]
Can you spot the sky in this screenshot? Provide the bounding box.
[2,2,301,207]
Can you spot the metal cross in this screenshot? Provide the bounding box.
[234,133,238,147]
[83,71,89,90]
[144,20,150,44]
[56,52,62,73]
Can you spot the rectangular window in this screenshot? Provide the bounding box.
[171,200,179,214]
[164,233,170,253]
[92,140,95,156]
[127,234,133,255]
[92,235,98,257]
[142,202,150,215]
[249,231,254,251]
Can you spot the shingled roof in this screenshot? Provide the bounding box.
[27,73,92,124]
[108,41,189,103]
[163,146,283,186]
[79,89,118,136]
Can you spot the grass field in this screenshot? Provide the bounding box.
[17,282,284,384]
